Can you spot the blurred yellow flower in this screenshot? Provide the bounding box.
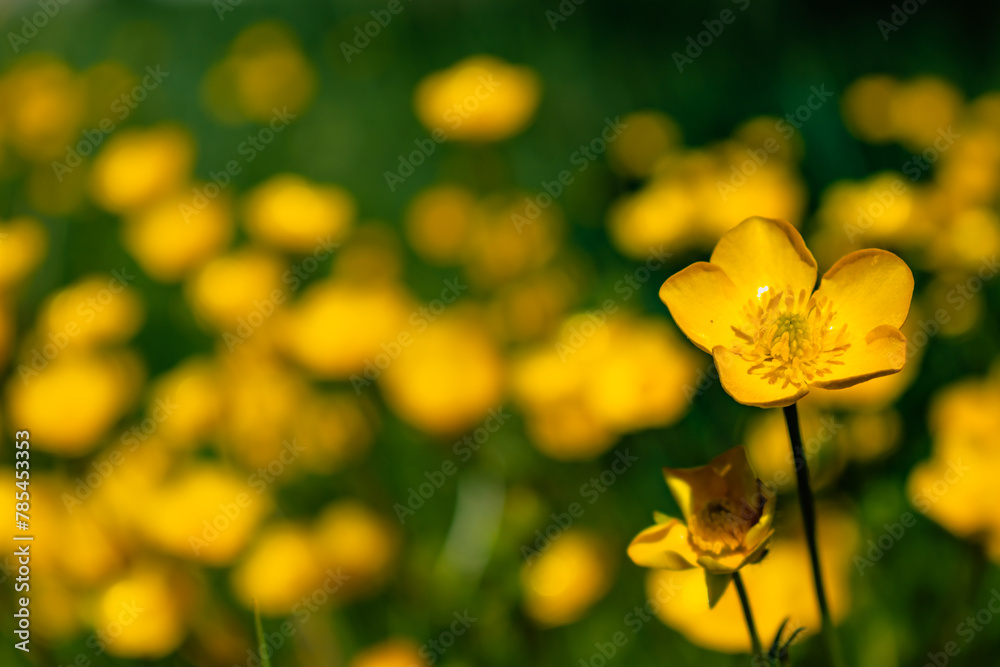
[38,273,144,348]
[218,357,311,469]
[646,507,857,653]
[80,60,138,126]
[142,466,271,565]
[312,500,399,597]
[123,189,233,282]
[96,564,188,658]
[608,179,696,257]
[186,248,287,330]
[607,110,681,178]
[148,359,223,449]
[414,55,541,141]
[293,393,375,474]
[0,217,48,290]
[0,55,84,161]
[815,172,915,246]
[7,352,142,455]
[466,194,564,288]
[629,447,774,606]
[404,185,477,265]
[487,267,579,343]
[512,315,696,460]
[379,309,504,435]
[608,144,805,260]
[349,639,427,667]
[908,373,1000,560]
[521,531,613,627]
[231,523,324,615]
[202,22,316,123]
[888,76,962,151]
[242,174,355,253]
[841,75,898,144]
[90,125,194,213]
[661,216,913,408]
[277,279,413,378]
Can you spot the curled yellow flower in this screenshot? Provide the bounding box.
[660,216,913,408]
[628,447,774,606]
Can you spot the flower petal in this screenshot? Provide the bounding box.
[712,346,810,408]
[627,520,699,570]
[709,217,817,299]
[659,262,743,353]
[740,529,774,567]
[813,248,913,334]
[696,552,746,574]
[744,492,777,552]
[810,325,907,390]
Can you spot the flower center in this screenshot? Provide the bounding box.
[731,287,850,389]
[688,497,751,555]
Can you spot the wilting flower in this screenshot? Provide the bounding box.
[628,447,774,607]
[660,216,913,408]
[645,506,857,652]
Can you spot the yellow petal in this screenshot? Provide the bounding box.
[712,446,759,501]
[744,492,777,551]
[664,464,727,522]
[659,262,742,353]
[709,217,817,299]
[814,248,913,333]
[712,346,809,408]
[627,520,699,570]
[696,552,746,574]
[811,324,907,390]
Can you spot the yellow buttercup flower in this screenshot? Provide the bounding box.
[660,216,913,408]
[645,506,857,653]
[628,447,774,606]
[0,217,48,289]
[414,55,541,141]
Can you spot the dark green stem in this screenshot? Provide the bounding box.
[732,570,764,660]
[782,403,844,667]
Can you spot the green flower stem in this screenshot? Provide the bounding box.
[254,599,272,667]
[732,570,765,661]
[782,403,845,667]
